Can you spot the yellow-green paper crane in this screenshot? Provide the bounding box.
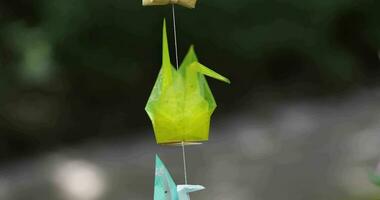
[145,20,230,145]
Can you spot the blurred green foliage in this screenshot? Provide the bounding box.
[0,0,380,158]
[369,171,380,187]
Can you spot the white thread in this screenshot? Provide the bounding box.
[181,141,188,184]
[172,4,180,70]
[172,3,188,185]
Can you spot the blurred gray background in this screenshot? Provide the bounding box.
[1,0,380,199]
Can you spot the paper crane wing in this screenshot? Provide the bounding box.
[154,155,179,200]
[145,20,230,144]
[143,0,197,9]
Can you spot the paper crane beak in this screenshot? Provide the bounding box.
[177,185,205,193]
[143,0,197,8]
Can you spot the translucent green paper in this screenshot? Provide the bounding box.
[145,20,230,144]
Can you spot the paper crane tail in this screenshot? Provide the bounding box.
[154,155,179,200]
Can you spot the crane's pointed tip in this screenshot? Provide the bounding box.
[218,76,231,84]
[225,78,231,84]
[162,18,167,33]
[155,154,161,162]
[187,45,196,57]
[155,154,164,167]
[162,18,171,66]
[177,185,205,193]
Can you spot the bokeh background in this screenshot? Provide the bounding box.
[1,0,380,199]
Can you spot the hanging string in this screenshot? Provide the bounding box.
[181,141,188,184]
[172,4,180,70]
[172,4,188,185]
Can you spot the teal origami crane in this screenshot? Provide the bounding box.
[145,20,230,145]
[154,155,204,200]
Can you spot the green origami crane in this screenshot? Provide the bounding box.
[145,20,230,144]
